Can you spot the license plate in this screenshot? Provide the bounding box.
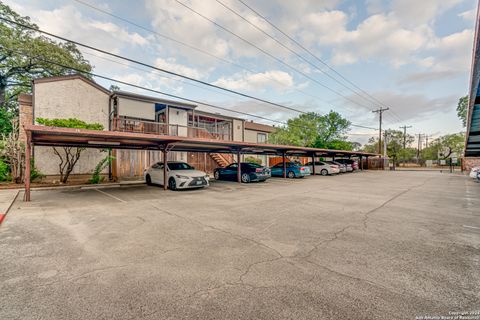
[196,181,203,185]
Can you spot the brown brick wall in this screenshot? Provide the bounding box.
[464,157,480,172]
[18,93,33,143]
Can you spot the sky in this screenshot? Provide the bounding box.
[5,0,479,144]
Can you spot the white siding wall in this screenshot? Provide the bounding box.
[118,98,155,120]
[168,107,188,161]
[168,107,188,136]
[33,79,110,175]
[243,129,269,165]
[233,119,244,141]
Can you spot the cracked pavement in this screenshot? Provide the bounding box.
[0,171,479,319]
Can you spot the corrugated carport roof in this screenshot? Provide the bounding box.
[24,125,379,158]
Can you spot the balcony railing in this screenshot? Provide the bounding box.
[111,117,231,141]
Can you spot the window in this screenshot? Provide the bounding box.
[257,133,267,143]
[228,163,238,169]
[167,162,194,170]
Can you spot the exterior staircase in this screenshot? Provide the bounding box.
[209,153,234,167]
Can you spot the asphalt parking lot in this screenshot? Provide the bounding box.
[1,171,479,320]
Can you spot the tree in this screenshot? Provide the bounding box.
[0,117,24,182]
[268,111,352,149]
[0,3,92,112]
[36,118,104,183]
[421,132,465,160]
[456,96,468,127]
[351,141,362,151]
[361,130,415,165]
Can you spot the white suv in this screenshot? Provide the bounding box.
[145,161,209,190]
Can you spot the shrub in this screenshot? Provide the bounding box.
[36,118,104,130]
[89,154,115,184]
[30,158,45,182]
[0,159,11,182]
[244,156,262,165]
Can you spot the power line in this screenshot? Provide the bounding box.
[5,46,377,132]
[0,16,305,115]
[0,16,378,130]
[215,0,376,107]
[71,0,331,105]
[173,0,374,110]
[234,0,404,124]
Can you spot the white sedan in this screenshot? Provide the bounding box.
[306,161,340,176]
[145,161,209,190]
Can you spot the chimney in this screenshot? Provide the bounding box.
[18,93,33,143]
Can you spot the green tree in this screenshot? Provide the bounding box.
[361,130,415,164]
[36,118,104,183]
[0,3,92,112]
[421,132,465,160]
[456,96,468,127]
[268,111,352,149]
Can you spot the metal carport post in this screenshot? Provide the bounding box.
[24,132,32,201]
[311,153,316,175]
[162,146,168,190]
[282,151,287,178]
[237,149,242,183]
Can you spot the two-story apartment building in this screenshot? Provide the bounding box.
[19,74,276,180]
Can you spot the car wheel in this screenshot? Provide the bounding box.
[146,174,152,186]
[321,169,328,176]
[241,173,250,183]
[287,171,295,178]
[214,171,220,180]
[168,177,177,190]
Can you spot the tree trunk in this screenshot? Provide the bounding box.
[0,81,6,108]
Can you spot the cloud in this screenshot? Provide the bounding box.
[88,21,148,46]
[364,91,458,121]
[397,70,460,85]
[458,9,477,21]
[18,4,149,51]
[390,0,463,27]
[155,57,205,79]
[212,70,294,91]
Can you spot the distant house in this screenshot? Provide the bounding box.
[19,74,276,180]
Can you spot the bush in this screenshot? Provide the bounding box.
[0,159,11,181]
[30,158,45,182]
[244,156,262,165]
[36,118,104,130]
[89,154,115,184]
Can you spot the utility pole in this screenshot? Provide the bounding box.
[425,134,429,148]
[399,125,412,167]
[372,107,389,155]
[384,130,388,169]
[417,133,423,164]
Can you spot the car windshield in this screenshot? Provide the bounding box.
[167,162,194,170]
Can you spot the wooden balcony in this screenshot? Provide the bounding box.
[111,117,231,141]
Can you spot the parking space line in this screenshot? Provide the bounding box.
[94,188,126,203]
[463,225,480,230]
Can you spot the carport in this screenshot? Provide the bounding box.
[23,125,378,201]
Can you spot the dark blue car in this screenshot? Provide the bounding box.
[214,162,271,183]
[270,162,311,178]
